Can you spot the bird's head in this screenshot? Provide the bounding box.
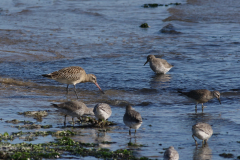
[88,74,104,94]
[144,55,155,65]
[213,90,221,104]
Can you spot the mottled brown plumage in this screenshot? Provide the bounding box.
[42,66,104,98]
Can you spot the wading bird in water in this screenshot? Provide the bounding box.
[42,66,104,98]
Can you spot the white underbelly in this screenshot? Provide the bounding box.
[124,120,142,129]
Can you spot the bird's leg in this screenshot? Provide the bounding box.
[129,128,131,135]
[66,84,69,95]
[202,103,206,113]
[78,117,82,126]
[73,85,79,99]
[72,117,75,126]
[195,103,198,113]
[204,139,208,145]
[103,120,106,127]
[192,135,198,146]
[135,129,137,135]
[64,115,67,126]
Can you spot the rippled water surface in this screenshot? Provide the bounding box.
[0,0,240,159]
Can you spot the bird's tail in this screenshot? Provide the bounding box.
[51,103,59,108]
[42,74,52,78]
[178,90,188,96]
[178,90,183,94]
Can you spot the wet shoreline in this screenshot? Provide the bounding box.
[0,0,240,159]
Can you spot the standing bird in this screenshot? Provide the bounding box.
[178,89,221,113]
[144,55,173,74]
[123,105,142,135]
[52,100,94,126]
[42,66,104,99]
[192,122,213,146]
[93,103,112,121]
[163,146,179,160]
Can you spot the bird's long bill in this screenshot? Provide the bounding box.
[144,59,149,66]
[95,82,105,94]
[218,98,221,104]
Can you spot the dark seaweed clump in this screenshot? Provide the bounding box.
[160,23,181,34]
[140,23,149,28]
[143,3,181,8]
[128,142,148,147]
[219,153,234,158]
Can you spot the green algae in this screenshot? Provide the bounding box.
[128,142,148,147]
[0,130,80,142]
[18,111,48,117]
[0,132,14,141]
[5,119,33,124]
[0,136,149,159]
[17,110,49,122]
[14,124,52,129]
[67,116,117,128]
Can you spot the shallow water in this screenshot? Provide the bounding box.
[0,0,240,159]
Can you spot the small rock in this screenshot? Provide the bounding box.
[140,23,149,28]
[160,23,181,34]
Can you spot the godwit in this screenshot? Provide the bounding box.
[42,66,104,98]
[178,89,221,113]
[144,55,173,74]
[123,105,142,135]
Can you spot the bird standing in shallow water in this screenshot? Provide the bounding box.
[93,103,112,121]
[163,146,179,160]
[123,105,142,135]
[192,122,213,146]
[42,66,104,99]
[52,100,93,126]
[178,89,221,113]
[144,55,173,74]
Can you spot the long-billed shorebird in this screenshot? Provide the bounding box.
[52,100,94,126]
[192,122,213,146]
[178,89,221,113]
[123,105,142,135]
[42,66,104,98]
[93,103,112,120]
[164,146,179,160]
[144,55,173,74]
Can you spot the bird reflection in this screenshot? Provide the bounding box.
[150,74,171,89]
[193,144,212,160]
[95,131,112,148]
[128,137,137,144]
[187,112,212,125]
